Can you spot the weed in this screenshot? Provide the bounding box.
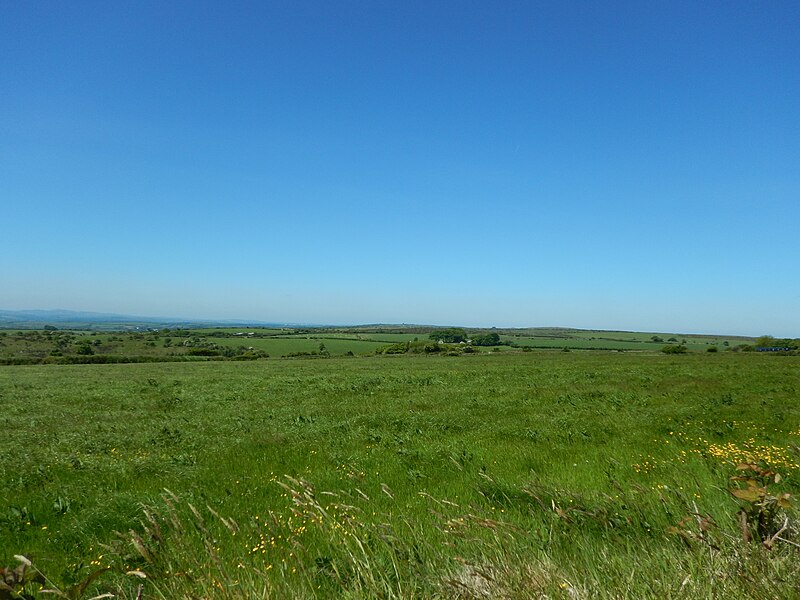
[729,462,793,547]
[0,555,110,600]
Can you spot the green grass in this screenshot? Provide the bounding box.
[0,327,757,365]
[501,329,750,351]
[208,335,388,356]
[0,329,431,362]
[2,352,800,598]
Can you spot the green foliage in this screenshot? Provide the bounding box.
[75,342,94,356]
[428,328,467,343]
[754,335,799,351]
[729,463,792,546]
[185,347,220,356]
[0,555,109,600]
[377,342,409,354]
[0,556,44,599]
[755,335,776,348]
[0,327,760,361]
[661,344,687,354]
[471,332,501,346]
[374,340,471,355]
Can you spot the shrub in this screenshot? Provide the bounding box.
[232,351,266,360]
[428,328,467,343]
[472,333,501,346]
[661,344,687,354]
[380,343,409,355]
[186,347,220,356]
[75,343,94,356]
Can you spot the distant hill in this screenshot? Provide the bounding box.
[0,309,285,331]
[0,309,759,341]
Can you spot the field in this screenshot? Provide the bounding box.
[0,326,754,365]
[2,350,800,598]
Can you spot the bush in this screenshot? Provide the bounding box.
[661,344,687,354]
[186,347,220,356]
[232,351,266,360]
[472,333,501,346]
[379,343,409,355]
[428,328,467,343]
[75,343,94,356]
[707,346,718,353]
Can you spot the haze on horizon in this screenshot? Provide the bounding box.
[2,2,799,338]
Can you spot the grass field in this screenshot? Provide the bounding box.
[2,350,800,598]
[0,327,756,365]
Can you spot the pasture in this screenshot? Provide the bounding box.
[0,327,752,365]
[2,351,799,598]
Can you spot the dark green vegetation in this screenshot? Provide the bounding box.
[0,326,761,366]
[2,351,800,598]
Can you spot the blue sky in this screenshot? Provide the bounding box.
[2,1,799,335]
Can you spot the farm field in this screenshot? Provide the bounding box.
[2,351,800,598]
[499,329,751,351]
[0,326,756,366]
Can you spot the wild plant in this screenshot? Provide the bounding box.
[729,462,793,548]
[0,555,110,600]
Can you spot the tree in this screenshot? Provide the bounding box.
[75,342,94,355]
[428,328,467,343]
[755,336,775,348]
[472,332,501,346]
[661,344,687,354]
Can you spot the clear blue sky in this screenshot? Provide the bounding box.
[2,1,799,335]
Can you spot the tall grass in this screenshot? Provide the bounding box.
[2,352,799,597]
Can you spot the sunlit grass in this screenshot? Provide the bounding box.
[2,352,799,597]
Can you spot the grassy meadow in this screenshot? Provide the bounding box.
[2,349,800,598]
[0,326,755,366]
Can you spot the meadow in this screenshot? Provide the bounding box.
[0,326,752,365]
[2,350,800,598]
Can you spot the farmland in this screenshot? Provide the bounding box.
[0,326,754,365]
[2,348,800,598]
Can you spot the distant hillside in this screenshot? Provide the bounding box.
[0,309,284,331]
[0,309,760,341]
